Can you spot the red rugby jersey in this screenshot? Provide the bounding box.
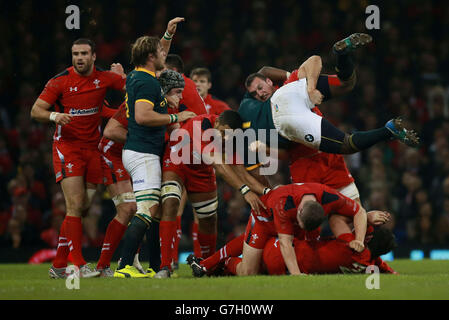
[39,66,125,147]
[204,94,231,115]
[178,75,208,116]
[98,102,128,157]
[255,183,360,236]
[169,114,219,168]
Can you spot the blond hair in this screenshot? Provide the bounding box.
[131,36,160,67]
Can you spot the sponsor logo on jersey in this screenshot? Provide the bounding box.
[93,79,101,89]
[305,134,314,142]
[68,107,99,116]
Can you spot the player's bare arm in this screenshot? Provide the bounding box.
[248,140,289,160]
[160,17,185,56]
[258,66,290,86]
[135,100,195,126]
[110,63,126,90]
[30,98,73,126]
[103,117,127,144]
[350,206,368,252]
[297,55,324,105]
[232,164,268,195]
[207,154,266,214]
[278,233,303,275]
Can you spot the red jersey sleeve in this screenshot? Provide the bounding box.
[179,76,207,116]
[272,196,296,235]
[105,71,126,91]
[322,185,360,217]
[284,69,299,85]
[101,100,118,119]
[112,103,129,128]
[38,77,63,105]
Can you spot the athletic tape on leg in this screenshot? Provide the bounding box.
[161,181,182,203]
[135,189,160,224]
[112,192,136,206]
[192,197,218,219]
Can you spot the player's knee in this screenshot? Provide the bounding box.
[238,263,258,276]
[135,189,161,224]
[161,180,182,217]
[115,197,137,224]
[81,188,97,211]
[65,193,85,216]
[192,197,218,221]
[162,198,180,219]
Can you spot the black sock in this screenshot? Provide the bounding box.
[334,51,355,81]
[146,219,161,272]
[350,128,392,151]
[118,216,148,269]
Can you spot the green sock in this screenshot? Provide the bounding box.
[118,215,148,269]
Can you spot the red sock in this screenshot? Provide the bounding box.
[97,218,127,270]
[201,233,244,271]
[224,257,242,275]
[52,218,69,268]
[198,231,217,259]
[159,220,177,270]
[192,222,201,257]
[172,216,182,264]
[64,216,86,267]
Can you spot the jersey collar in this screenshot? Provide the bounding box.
[135,67,156,78]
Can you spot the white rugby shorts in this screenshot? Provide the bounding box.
[270,78,323,149]
[122,149,161,192]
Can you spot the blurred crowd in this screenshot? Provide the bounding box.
[1,0,449,253]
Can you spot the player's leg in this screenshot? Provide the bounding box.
[59,176,99,278]
[231,243,263,276]
[171,188,188,270]
[225,215,267,276]
[331,33,372,96]
[115,150,161,278]
[96,180,136,275]
[50,144,97,278]
[155,170,184,278]
[188,233,245,277]
[190,191,219,259]
[319,117,420,154]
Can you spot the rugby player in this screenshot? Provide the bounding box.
[156,72,267,278]
[240,33,419,162]
[190,67,231,115]
[31,38,126,278]
[191,183,367,276]
[113,37,196,279]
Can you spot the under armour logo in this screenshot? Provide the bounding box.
[305,134,314,142]
[93,79,100,89]
[70,87,78,92]
[116,169,124,177]
[164,159,171,167]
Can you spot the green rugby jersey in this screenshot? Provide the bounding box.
[238,93,292,168]
[124,67,168,156]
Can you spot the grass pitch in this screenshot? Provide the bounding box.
[0,259,448,300]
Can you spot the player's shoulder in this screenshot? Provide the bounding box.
[209,94,229,107]
[50,68,70,80]
[183,74,195,86]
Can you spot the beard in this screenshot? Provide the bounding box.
[74,61,93,75]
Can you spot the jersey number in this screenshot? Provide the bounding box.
[125,93,130,118]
